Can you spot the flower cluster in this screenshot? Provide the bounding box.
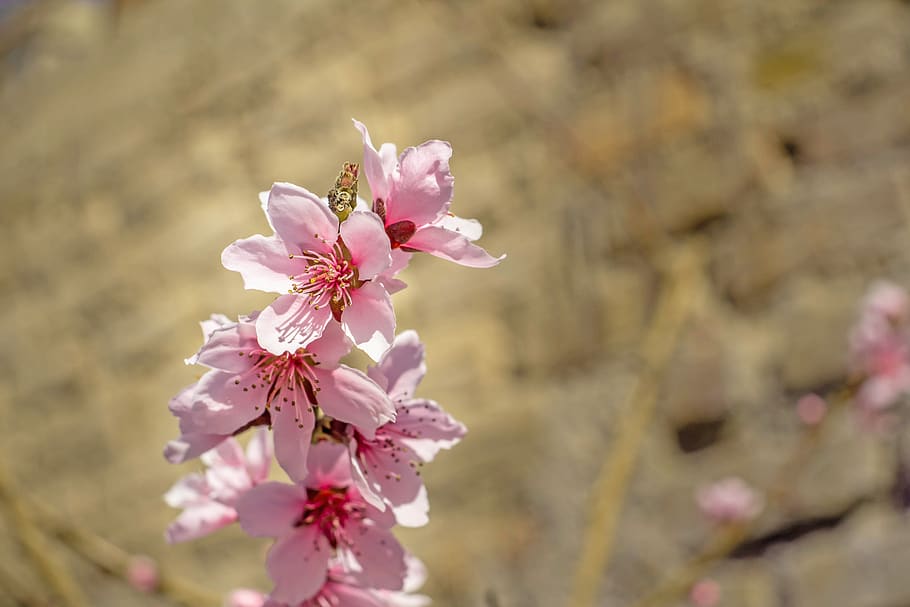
[163,121,502,604]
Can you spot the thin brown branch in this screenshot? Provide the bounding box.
[0,463,90,607]
[30,500,223,607]
[568,239,708,607]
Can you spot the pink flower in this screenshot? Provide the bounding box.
[226,589,267,607]
[164,428,271,543]
[126,555,159,593]
[796,393,827,426]
[689,579,720,607]
[849,282,910,411]
[347,331,466,526]
[696,477,763,524]
[169,313,394,481]
[258,556,429,607]
[354,120,504,269]
[222,182,395,360]
[236,442,407,605]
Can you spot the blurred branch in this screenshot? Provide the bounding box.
[31,500,223,607]
[0,559,50,607]
[0,463,90,607]
[629,387,855,607]
[568,238,708,607]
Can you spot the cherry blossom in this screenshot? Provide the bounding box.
[696,477,763,525]
[354,120,504,268]
[170,313,394,481]
[236,442,407,604]
[222,182,394,360]
[164,428,271,543]
[346,331,466,525]
[849,281,910,412]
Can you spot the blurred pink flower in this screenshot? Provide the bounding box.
[689,579,720,607]
[126,555,159,594]
[850,281,910,412]
[225,589,266,607]
[236,442,407,605]
[348,330,466,526]
[222,182,394,360]
[696,477,763,524]
[165,428,271,543]
[796,393,827,426]
[354,120,504,269]
[167,313,394,482]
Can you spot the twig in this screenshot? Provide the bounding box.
[629,386,855,607]
[568,239,707,607]
[30,499,223,607]
[0,463,90,607]
[0,559,50,607]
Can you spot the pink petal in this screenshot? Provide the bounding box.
[190,371,262,435]
[340,212,392,280]
[163,473,208,509]
[392,400,466,461]
[315,366,395,439]
[405,225,504,268]
[345,523,407,591]
[387,141,454,226]
[163,433,228,464]
[221,234,297,294]
[328,584,387,607]
[165,502,237,543]
[343,282,395,362]
[267,527,332,604]
[256,294,332,355]
[236,481,307,538]
[370,330,426,402]
[272,401,316,483]
[353,120,392,203]
[226,588,266,607]
[305,441,354,489]
[348,441,385,511]
[434,214,483,241]
[191,321,259,372]
[199,314,233,342]
[306,320,353,369]
[390,485,429,529]
[202,437,245,470]
[358,439,424,517]
[244,427,273,484]
[266,182,338,255]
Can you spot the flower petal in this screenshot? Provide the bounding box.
[163,433,228,464]
[256,294,332,355]
[434,213,483,241]
[390,485,429,529]
[306,320,352,369]
[244,427,273,484]
[191,320,259,372]
[348,440,385,511]
[163,473,208,509]
[392,399,466,461]
[165,501,237,543]
[343,282,395,362]
[387,141,454,226]
[266,182,337,255]
[236,481,307,538]
[315,366,395,439]
[340,212,392,280]
[353,120,392,203]
[190,371,262,435]
[370,330,426,402]
[345,524,407,591]
[221,234,297,294]
[272,400,316,483]
[405,225,504,268]
[305,441,354,489]
[267,528,332,604]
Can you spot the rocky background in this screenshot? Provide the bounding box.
[3,0,910,606]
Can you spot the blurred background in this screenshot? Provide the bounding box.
[3,0,910,605]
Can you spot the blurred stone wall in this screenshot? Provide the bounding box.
[2,0,910,606]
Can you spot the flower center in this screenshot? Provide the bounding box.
[234,349,321,429]
[289,243,358,318]
[297,486,365,549]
